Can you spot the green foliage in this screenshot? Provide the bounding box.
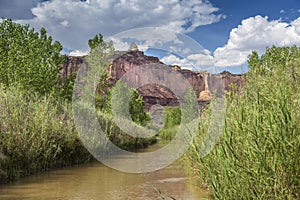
[129,88,150,126]
[182,89,198,123]
[164,106,181,128]
[88,34,104,50]
[97,112,156,151]
[158,90,199,140]
[110,80,150,126]
[189,46,300,199]
[0,85,91,183]
[83,34,114,107]
[248,45,300,76]
[0,19,64,95]
[58,71,77,101]
[95,71,111,111]
[80,35,153,149]
[157,106,181,140]
[86,33,150,126]
[158,125,179,140]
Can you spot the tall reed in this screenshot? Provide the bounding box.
[188,53,300,199]
[0,85,91,183]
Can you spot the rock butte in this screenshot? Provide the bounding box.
[60,45,244,109]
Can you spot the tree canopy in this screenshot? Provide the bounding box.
[0,19,64,95]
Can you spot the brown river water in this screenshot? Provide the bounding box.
[0,143,209,200]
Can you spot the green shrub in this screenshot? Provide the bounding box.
[97,112,156,151]
[157,106,181,140]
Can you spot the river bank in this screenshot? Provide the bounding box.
[0,85,155,184]
[0,142,209,200]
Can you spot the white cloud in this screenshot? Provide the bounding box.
[161,51,214,71]
[17,0,224,51]
[69,50,89,56]
[280,9,285,14]
[109,27,183,52]
[161,54,194,69]
[214,15,300,67]
[187,53,214,67]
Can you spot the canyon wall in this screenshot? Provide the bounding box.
[61,49,244,108]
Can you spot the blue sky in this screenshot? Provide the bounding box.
[190,0,300,51]
[0,0,299,73]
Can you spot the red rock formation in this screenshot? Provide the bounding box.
[61,50,244,108]
[60,56,87,79]
[198,72,211,101]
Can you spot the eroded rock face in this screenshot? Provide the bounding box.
[219,71,244,91]
[61,50,244,108]
[60,56,86,79]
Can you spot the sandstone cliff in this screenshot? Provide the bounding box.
[61,49,244,108]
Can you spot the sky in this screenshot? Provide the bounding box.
[0,0,300,73]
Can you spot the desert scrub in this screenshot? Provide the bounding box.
[188,46,300,199]
[0,85,91,183]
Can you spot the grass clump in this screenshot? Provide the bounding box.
[0,85,91,183]
[188,46,300,199]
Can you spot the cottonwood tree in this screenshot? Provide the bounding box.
[0,19,64,95]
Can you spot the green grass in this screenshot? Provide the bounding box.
[0,85,156,184]
[158,125,179,140]
[187,56,300,199]
[0,85,91,183]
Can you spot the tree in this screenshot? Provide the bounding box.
[129,88,150,126]
[111,81,150,126]
[88,34,104,50]
[83,34,114,111]
[95,70,111,111]
[85,33,150,126]
[0,19,64,95]
[248,45,300,75]
[164,106,181,128]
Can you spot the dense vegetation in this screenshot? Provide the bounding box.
[0,19,65,95]
[188,46,300,199]
[158,106,181,140]
[0,86,91,183]
[0,20,154,183]
[1,18,299,199]
[82,33,155,150]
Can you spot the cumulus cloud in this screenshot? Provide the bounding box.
[17,0,224,51]
[161,54,194,69]
[161,51,214,72]
[161,16,300,71]
[214,15,300,67]
[187,53,214,67]
[109,27,184,52]
[69,50,88,56]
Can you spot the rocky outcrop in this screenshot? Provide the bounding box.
[219,70,244,91]
[60,56,86,79]
[61,49,244,108]
[198,72,211,101]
